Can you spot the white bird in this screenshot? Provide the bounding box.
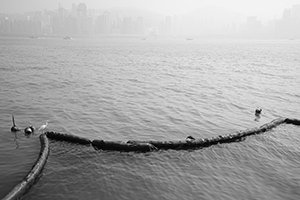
[38,120,48,133]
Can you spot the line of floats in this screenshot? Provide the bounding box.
[3,117,300,200]
[45,117,300,152]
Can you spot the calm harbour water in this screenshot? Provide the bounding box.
[0,36,300,199]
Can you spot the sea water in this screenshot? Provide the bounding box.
[0,37,300,199]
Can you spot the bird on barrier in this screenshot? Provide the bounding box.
[38,120,48,133]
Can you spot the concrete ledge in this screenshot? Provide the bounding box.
[2,134,49,200]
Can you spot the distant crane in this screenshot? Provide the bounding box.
[11,115,20,132]
[38,120,48,133]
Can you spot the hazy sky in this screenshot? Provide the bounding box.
[0,0,299,20]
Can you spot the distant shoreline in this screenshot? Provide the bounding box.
[0,33,298,40]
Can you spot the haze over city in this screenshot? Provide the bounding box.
[1,0,299,20]
[1,0,300,39]
[1,1,300,200]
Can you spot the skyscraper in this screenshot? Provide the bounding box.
[95,12,110,34]
[291,4,300,20]
[136,17,145,35]
[77,3,87,34]
[165,16,172,35]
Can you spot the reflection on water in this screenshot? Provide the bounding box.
[13,132,19,149]
[0,131,39,198]
[254,115,260,122]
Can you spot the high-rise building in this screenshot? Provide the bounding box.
[102,12,110,34]
[110,14,122,34]
[58,5,66,33]
[71,3,77,18]
[136,17,145,35]
[77,3,87,34]
[291,4,300,20]
[291,4,300,37]
[122,17,134,34]
[165,16,172,35]
[282,9,291,21]
[95,12,110,34]
[3,18,12,33]
[42,12,52,35]
[86,16,94,34]
[172,15,179,36]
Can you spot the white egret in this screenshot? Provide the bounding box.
[38,120,48,133]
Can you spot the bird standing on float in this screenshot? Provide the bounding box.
[38,120,48,133]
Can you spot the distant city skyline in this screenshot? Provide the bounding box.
[0,0,299,21]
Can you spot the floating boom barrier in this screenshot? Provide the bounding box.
[3,117,300,200]
[44,117,299,152]
[46,131,91,145]
[2,134,49,200]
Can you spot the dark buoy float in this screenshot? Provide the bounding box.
[24,127,33,134]
[255,108,262,116]
[11,115,20,132]
[45,131,91,145]
[92,140,157,152]
[2,134,50,200]
[24,125,35,135]
[29,125,36,132]
[42,117,298,152]
[4,117,300,200]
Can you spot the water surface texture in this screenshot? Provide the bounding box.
[0,37,300,199]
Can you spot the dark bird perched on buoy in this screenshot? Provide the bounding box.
[11,115,20,132]
[186,136,195,142]
[255,108,262,116]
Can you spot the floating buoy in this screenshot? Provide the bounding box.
[92,140,158,152]
[284,118,300,125]
[11,115,20,132]
[2,134,49,200]
[255,108,262,116]
[45,131,91,145]
[42,118,297,152]
[29,125,36,132]
[24,127,33,134]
